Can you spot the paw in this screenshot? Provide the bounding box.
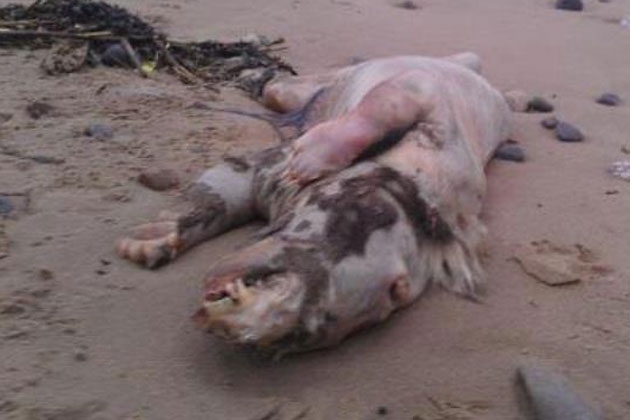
[116,220,181,269]
[282,136,348,185]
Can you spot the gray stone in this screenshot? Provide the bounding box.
[0,195,14,215]
[494,143,525,162]
[74,351,88,362]
[517,363,600,420]
[555,0,583,11]
[84,124,114,141]
[0,113,12,124]
[541,116,558,130]
[100,43,132,68]
[527,97,554,113]
[138,168,179,191]
[555,121,584,142]
[394,1,420,10]
[26,101,54,119]
[596,93,621,107]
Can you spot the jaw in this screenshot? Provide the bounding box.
[194,272,306,346]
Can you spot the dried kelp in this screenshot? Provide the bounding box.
[0,0,295,93]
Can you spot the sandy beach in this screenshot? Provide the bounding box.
[1,0,630,418]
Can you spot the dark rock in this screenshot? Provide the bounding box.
[494,143,525,162]
[100,43,132,68]
[555,121,584,142]
[394,1,420,10]
[0,399,18,414]
[0,302,26,315]
[25,101,54,119]
[596,93,621,107]
[138,168,179,191]
[0,113,12,124]
[376,406,389,415]
[84,123,114,141]
[555,0,584,11]
[541,116,559,130]
[0,195,14,215]
[31,155,65,164]
[38,269,54,280]
[74,351,88,362]
[527,97,554,113]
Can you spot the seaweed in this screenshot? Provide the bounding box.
[0,0,295,92]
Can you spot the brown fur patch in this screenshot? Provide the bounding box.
[253,146,286,168]
[222,155,251,172]
[179,183,228,229]
[293,220,312,233]
[313,166,453,262]
[318,184,399,263]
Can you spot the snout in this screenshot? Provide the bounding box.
[194,271,306,346]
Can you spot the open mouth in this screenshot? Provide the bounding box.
[193,272,305,330]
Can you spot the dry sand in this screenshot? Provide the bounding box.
[1,0,630,419]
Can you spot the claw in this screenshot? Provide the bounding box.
[116,222,180,268]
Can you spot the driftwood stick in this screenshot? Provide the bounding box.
[0,29,152,42]
[0,19,48,28]
[120,37,147,77]
[156,41,198,84]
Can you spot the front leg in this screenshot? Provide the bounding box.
[117,158,256,268]
[283,73,430,184]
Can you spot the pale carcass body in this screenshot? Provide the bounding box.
[117,53,510,354]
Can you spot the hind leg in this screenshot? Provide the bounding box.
[117,158,257,268]
[261,70,342,113]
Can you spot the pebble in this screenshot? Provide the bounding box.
[84,123,114,141]
[137,168,179,191]
[608,161,630,181]
[596,93,621,107]
[541,116,559,130]
[394,1,420,10]
[38,269,54,280]
[26,101,54,119]
[0,195,14,215]
[494,143,525,162]
[517,363,599,420]
[376,406,389,415]
[504,90,531,112]
[31,155,65,164]
[527,97,554,113]
[100,43,132,67]
[0,113,12,124]
[555,0,584,11]
[74,351,88,362]
[555,121,584,142]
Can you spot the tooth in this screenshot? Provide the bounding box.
[225,282,238,302]
[234,278,254,305]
